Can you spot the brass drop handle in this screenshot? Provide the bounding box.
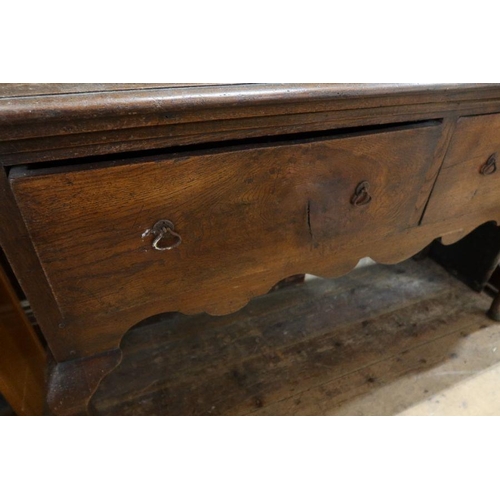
[150,220,182,251]
[351,181,372,206]
[480,154,497,176]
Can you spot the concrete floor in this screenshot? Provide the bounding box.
[400,331,500,416]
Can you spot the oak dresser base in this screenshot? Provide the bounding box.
[2,84,500,414]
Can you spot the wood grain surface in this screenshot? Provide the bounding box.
[0,83,218,98]
[423,113,500,223]
[0,265,46,415]
[3,84,500,415]
[10,121,442,360]
[1,84,500,167]
[90,258,499,416]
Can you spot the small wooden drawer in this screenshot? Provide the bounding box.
[423,113,500,224]
[9,121,441,343]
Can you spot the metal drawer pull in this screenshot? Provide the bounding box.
[351,181,372,206]
[151,220,182,251]
[480,154,497,176]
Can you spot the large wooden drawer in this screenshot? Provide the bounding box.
[9,121,442,335]
[423,113,500,224]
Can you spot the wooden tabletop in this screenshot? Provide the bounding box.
[0,83,221,98]
[1,83,500,167]
[1,83,499,98]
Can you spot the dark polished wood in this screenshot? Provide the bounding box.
[2,83,500,414]
[2,84,500,167]
[0,83,212,98]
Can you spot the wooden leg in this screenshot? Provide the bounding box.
[46,349,122,415]
[488,292,500,322]
[0,264,46,416]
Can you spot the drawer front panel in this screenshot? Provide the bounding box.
[423,113,500,224]
[10,123,441,320]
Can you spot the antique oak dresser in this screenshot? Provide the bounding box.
[1,83,500,415]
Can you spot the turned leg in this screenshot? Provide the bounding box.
[46,348,122,415]
[488,292,500,322]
